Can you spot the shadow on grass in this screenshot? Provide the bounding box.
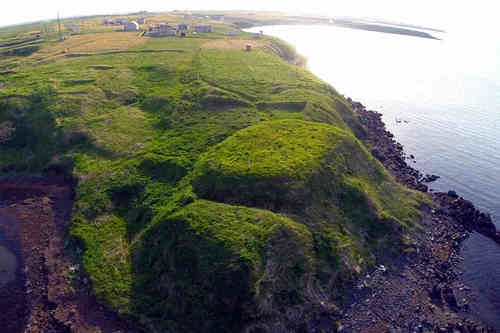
[129,211,251,333]
[0,88,116,175]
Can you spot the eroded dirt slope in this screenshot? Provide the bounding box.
[0,178,139,333]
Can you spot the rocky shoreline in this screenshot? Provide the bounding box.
[349,98,500,246]
[327,98,499,332]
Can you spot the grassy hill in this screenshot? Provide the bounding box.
[0,12,424,332]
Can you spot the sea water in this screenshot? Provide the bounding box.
[0,245,17,287]
[248,23,500,328]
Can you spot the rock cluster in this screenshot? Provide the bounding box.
[349,98,499,245]
[347,97,440,193]
[328,200,495,333]
[436,191,500,245]
[325,98,500,332]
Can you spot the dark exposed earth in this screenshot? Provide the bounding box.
[0,178,140,332]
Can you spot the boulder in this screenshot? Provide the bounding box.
[494,232,500,244]
[416,183,428,193]
[442,285,459,309]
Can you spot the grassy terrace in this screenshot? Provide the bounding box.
[0,12,425,332]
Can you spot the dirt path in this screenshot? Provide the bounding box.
[201,39,266,50]
[0,178,140,333]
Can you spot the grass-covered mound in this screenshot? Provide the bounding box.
[133,200,317,332]
[193,119,423,287]
[193,119,346,209]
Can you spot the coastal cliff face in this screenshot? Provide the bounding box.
[331,100,498,333]
[0,14,495,333]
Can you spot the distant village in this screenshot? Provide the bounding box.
[101,14,230,37]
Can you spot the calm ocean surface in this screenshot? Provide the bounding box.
[248,24,500,328]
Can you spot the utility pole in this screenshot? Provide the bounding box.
[57,12,62,40]
[40,23,46,38]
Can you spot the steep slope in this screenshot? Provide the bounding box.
[134,200,316,332]
[125,119,423,331]
[0,18,424,333]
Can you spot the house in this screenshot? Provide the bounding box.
[124,21,140,32]
[137,17,146,24]
[68,24,81,34]
[147,23,177,37]
[194,25,212,33]
[210,15,224,21]
[178,23,189,31]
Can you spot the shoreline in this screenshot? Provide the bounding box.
[246,19,441,40]
[349,98,500,245]
[330,98,499,332]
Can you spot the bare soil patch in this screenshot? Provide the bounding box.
[201,39,267,51]
[56,32,146,53]
[0,178,140,333]
[31,32,147,63]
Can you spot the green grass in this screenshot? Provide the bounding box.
[193,119,345,179]
[192,119,423,293]
[0,16,425,332]
[71,213,133,313]
[133,199,315,332]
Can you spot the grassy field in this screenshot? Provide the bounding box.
[0,12,425,333]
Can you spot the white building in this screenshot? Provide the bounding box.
[210,15,224,21]
[68,24,81,34]
[194,25,212,33]
[147,23,177,37]
[124,21,140,32]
